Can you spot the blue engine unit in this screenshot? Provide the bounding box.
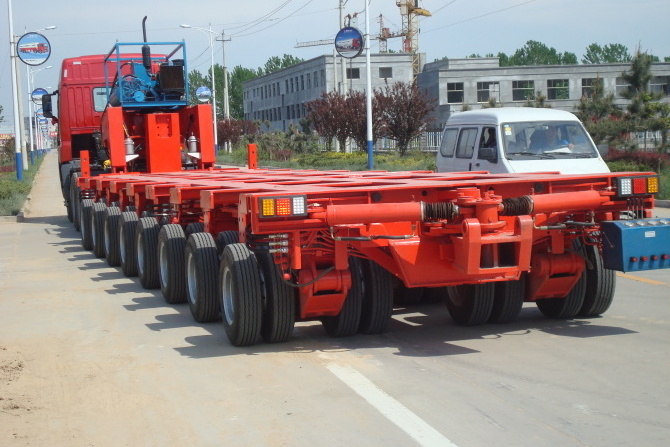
[601,218,670,272]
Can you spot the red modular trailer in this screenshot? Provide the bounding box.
[75,158,668,346]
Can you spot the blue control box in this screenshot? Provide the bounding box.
[601,219,670,272]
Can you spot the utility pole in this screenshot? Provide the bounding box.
[7,0,23,179]
[217,30,231,152]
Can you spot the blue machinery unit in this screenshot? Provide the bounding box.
[104,41,189,110]
[601,218,670,272]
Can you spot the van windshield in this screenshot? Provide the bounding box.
[501,121,599,159]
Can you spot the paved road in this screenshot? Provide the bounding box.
[1,152,668,446]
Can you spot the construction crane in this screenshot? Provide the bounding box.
[397,1,431,80]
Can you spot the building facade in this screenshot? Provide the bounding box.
[418,58,670,128]
[244,53,670,136]
[243,53,419,131]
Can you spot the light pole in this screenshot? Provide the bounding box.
[6,0,23,179]
[217,30,231,152]
[27,65,52,164]
[181,23,218,149]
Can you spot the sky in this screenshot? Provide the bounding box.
[1,0,669,129]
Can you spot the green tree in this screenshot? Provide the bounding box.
[575,77,624,146]
[582,43,632,64]
[620,50,658,140]
[496,41,577,66]
[0,104,4,124]
[506,40,577,66]
[228,65,262,119]
[187,69,210,106]
[263,54,304,74]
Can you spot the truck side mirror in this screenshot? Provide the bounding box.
[42,94,54,119]
[478,147,498,163]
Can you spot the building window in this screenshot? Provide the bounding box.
[285,79,289,93]
[314,71,318,87]
[301,75,305,90]
[547,79,569,100]
[616,77,630,97]
[379,67,393,79]
[306,73,311,89]
[512,80,535,101]
[581,78,598,97]
[447,82,464,103]
[321,69,326,86]
[347,68,360,79]
[650,76,669,96]
[476,82,499,103]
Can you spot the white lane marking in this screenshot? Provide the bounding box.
[326,363,458,447]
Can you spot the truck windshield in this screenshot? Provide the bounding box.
[501,121,599,159]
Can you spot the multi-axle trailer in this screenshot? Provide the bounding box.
[74,161,667,346]
[46,25,669,347]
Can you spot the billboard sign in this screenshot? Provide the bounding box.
[195,86,212,103]
[335,27,364,59]
[31,88,49,104]
[16,33,52,66]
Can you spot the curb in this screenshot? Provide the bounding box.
[656,200,670,208]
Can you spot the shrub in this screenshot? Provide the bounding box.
[605,149,668,172]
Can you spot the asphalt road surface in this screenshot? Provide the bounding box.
[1,152,668,446]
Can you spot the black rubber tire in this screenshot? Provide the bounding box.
[119,211,139,277]
[70,172,81,231]
[136,217,160,289]
[91,202,107,258]
[322,257,363,337]
[215,230,239,257]
[256,253,295,343]
[536,272,587,319]
[446,283,495,326]
[65,174,74,222]
[185,222,205,239]
[393,283,425,306]
[104,207,122,266]
[578,242,616,317]
[220,244,264,346]
[185,232,220,323]
[358,259,394,334]
[158,224,187,304]
[80,199,94,250]
[489,277,526,324]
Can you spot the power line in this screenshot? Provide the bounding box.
[232,0,316,38]
[423,0,536,33]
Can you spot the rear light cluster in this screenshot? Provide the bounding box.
[616,175,659,197]
[630,254,669,262]
[259,195,308,219]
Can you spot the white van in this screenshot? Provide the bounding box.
[436,108,610,174]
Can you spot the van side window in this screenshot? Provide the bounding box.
[456,128,477,159]
[479,127,497,152]
[439,128,458,157]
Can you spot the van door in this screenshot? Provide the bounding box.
[472,126,500,173]
[453,127,478,172]
[436,127,458,172]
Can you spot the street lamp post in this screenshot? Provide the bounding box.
[217,30,231,152]
[181,23,218,149]
[6,0,23,179]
